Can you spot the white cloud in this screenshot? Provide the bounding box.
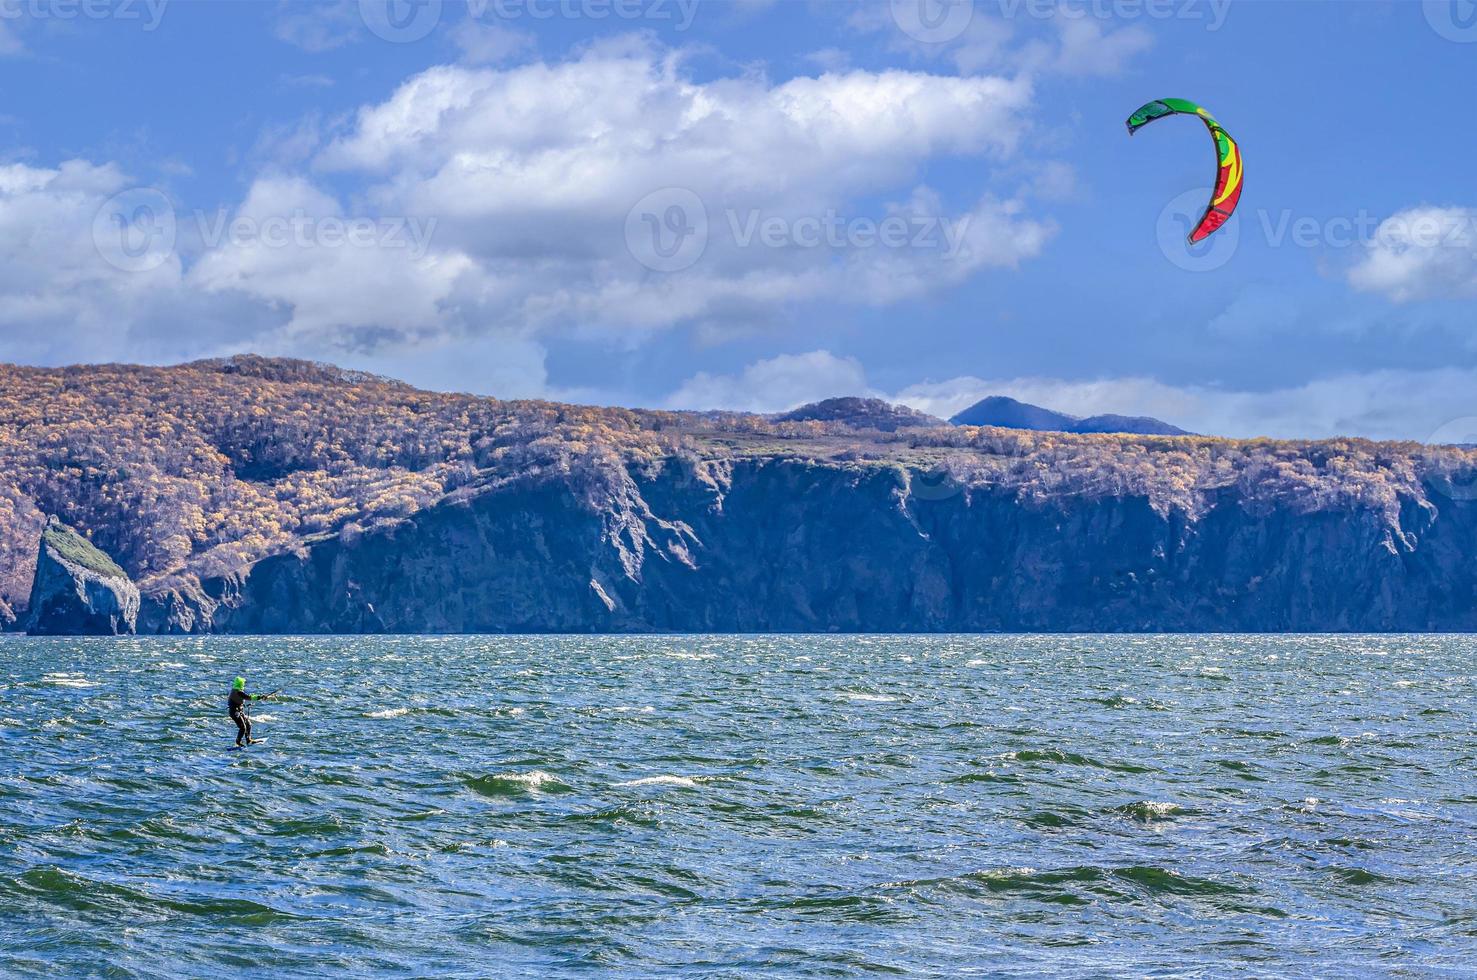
[186,175,473,341]
[309,42,1050,339]
[1028,160,1077,202]
[250,115,329,170]
[452,20,534,65]
[320,46,1031,195]
[338,331,555,399]
[804,47,852,73]
[1037,16,1153,77]
[945,15,1018,75]
[1348,206,1477,302]
[273,0,361,52]
[0,162,173,353]
[0,161,302,366]
[280,73,336,89]
[0,43,1055,394]
[851,2,1153,78]
[666,350,872,413]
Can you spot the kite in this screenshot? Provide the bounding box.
[1126,98,1243,243]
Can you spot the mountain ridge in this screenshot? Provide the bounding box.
[4,356,1477,634]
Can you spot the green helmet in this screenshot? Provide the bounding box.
[233,677,246,691]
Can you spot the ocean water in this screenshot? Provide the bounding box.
[1,634,1474,978]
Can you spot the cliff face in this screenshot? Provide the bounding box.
[26,518,140,636]
[137,459,1477,634]
[8,357,1477,636]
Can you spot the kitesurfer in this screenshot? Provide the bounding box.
[228,676,266,747]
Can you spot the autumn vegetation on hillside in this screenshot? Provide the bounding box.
[1,355,1473,621]
[0,356,672,612]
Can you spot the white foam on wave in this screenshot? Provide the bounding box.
[615,775,706,788]
[1393,679,1416,688]
[366,707,411,719]
[250,713,278,722]
[41,674,97,688]
[838,692,896,703]
[610,705,654,714]
[966,659,989,667]
[498,771,565,790]
[666,651,716,661]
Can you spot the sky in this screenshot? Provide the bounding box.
[1,0,1475,439]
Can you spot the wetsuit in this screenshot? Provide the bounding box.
[228,688,255,746]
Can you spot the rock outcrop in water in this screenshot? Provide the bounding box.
[26,518,140,636]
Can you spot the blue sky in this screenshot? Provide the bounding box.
[1,0,1475,438]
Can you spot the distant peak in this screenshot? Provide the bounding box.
[949,394,1191,436]
[776,396,947,432]
[183,354,407,389]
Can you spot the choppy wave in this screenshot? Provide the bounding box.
[463,771,572,797]
[1110,801,1187,822]
[39,673,97,688]
[0,633,1472,977]
[614,775,707,789]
